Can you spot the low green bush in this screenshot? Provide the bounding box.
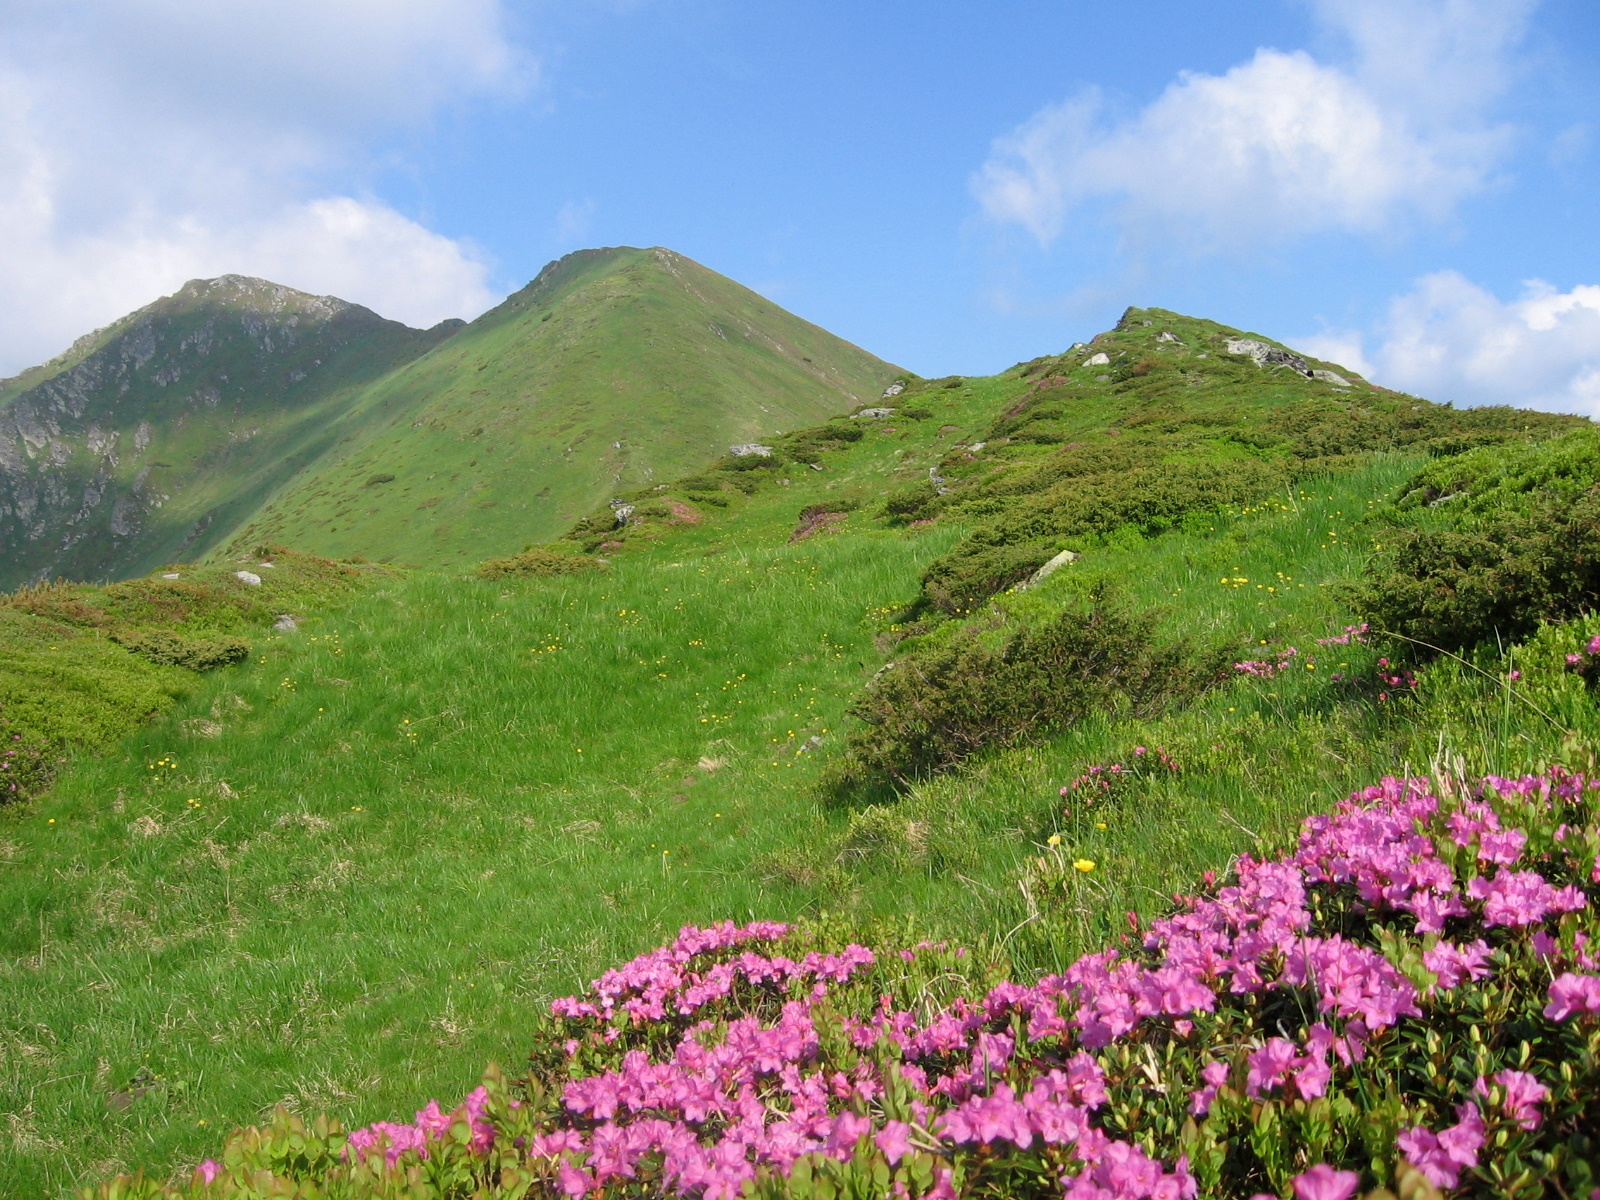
[921,459,1283,615]
[1355,429,1600,657]
[475,545,603,581]
[0,550,374,801]
[0,702,57,801]
[108,629,251,671]
[828,587,1235,797]
[1357,499,1600,657]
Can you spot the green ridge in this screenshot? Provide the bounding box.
[222,247,899,567]
[0,249,900,588]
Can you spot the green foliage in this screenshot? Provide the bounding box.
[1355,428,1600,657]
[0,701,57,800]
[923,456,1288,613]
[0,551,373,801]
[475,544,604,581]
[831,585,1235,795]
[107,630,251,671]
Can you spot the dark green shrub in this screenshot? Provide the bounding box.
[365,473,395,486]
[1353,428,1600,656]
[881,481,939,524]
[899,407,934,421]
[1355,494,1600,657]
[832,587,1234,796]
[108,629,250,671]
[476,545,603,581]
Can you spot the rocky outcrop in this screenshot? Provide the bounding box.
[1224,338,1311,376]
[0,275,439,586]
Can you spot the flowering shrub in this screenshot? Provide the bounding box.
[1566,635,1600,688]
[0,710,55,801]
[88,766,1600,1199]
[1060,746,1181,806]
[1234,646,1300,678]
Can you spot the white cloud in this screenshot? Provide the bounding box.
[1322,272,1600,415]
[1380,273,1600,414]
[974,0,1530,250]
[0,0,525,373]
[1296,330,1375,380]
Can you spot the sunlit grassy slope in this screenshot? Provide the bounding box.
[2,310,1595,1194]
[219,248,900,569]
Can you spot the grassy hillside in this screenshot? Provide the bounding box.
[0,278,455,590]
[1,308,1596,1195]
[0,250,900,590]
[218,247,902,569]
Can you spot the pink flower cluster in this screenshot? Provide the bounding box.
[345,1086,495,1166]
[1316,624,1371,647]
[1233,645,1298,677]
[316,768,1599,1200]
[1061,748,1179,800]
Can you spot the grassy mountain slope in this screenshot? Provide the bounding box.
[0,278,455,590]
[220,247,901,568]
[2,308,1596,1194]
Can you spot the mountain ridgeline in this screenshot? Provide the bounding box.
[0,277,453,589]
[0,248,900,588]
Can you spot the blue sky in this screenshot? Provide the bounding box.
[2,1,1598,413]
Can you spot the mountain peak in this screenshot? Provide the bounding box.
[166,275,359,323]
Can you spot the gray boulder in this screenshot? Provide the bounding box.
[728,443,773,456]
[1014,548,1078,591]
[1225,338,1310,375]
[881,382,905,398]
[1156,331,1181,343]
[1312,369,1352,387]
[1084,352,1111,367]
[273,614,298,632]
[850,408,895,420]
[234,570,262,586]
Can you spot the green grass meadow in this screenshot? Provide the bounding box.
[6,446,1596,1194]
[0,529,962,1191]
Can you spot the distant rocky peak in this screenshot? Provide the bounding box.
[169,275,355,323]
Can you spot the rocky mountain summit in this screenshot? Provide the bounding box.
[0,277,451,587]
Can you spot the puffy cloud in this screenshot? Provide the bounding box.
[0,0,522,373]
[974,0,1530,250]
[1358,272,1600,415]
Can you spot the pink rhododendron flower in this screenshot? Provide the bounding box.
[1477,1069,1549,1130]
[1422,939,1493,990]
[1292,1163,1360,1200]
[1545,972,1600,1019]
[1398,1103,1484,1188]
[874,1119,913,1164]
[1466,868,1587,927]
[193,1160,221,1185]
